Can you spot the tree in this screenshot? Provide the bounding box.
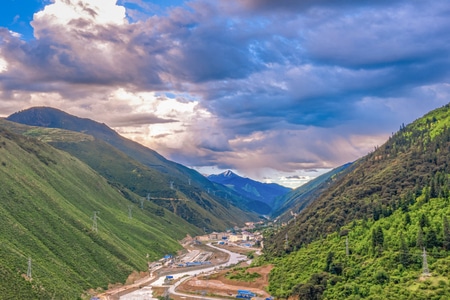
[372,226,384,254]
[425,227,439,249]
[325,251,335,272]
[404,213,411,226]
[398,232,410,267]
[419,213,429,228]
[443,216,450,251]
[417,227,424,249]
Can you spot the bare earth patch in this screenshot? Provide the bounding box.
[176,264,273,299]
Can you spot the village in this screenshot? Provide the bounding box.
[94,221,272,300]
[193,221,264,245]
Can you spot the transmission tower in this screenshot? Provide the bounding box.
[147,193,151,201]
[422,247,430,276]
[140,198,145,210]
[170,181,174,190]
[188,178,191,186]
[128,205,133,219]
[27,257,32,280]
[290,210,298,225]
[284,233,289,250]
[92,211,99,233]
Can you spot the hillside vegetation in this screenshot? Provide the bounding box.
[0,127,199,299]
[265,194,450,299]
[271,163,352,223]
[261,103,450,299]
[5,107,260,230]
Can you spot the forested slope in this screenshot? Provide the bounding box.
[265,104,450,256]
[261,103,450,299]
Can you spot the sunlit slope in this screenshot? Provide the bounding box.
[6,107,259,228]
[0,127,197,299]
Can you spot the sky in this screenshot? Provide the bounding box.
[0,0,449,188]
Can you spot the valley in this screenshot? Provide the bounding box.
[97,236,265,300]
[1,104,450,299]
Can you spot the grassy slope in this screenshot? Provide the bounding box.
[6,107,261,223]
[0,127,199,299]
[0,118,258,231]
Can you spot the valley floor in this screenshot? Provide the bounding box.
[96,242,270,300]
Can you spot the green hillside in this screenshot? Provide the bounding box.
[271,163,352,222]
[5,107,260,229]
[0,126,199,299]
[265,194,450,299]
[261,103,450,299]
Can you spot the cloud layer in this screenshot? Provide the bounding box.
[1,0,450,186]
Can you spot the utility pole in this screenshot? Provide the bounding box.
[27,257,32,280]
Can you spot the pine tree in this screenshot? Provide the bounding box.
[443,216,450,251]
[425,227,439,248]
[417,227,424,249]
[419,213,429,228]
[372,226,384,254]
[399,232,410,267]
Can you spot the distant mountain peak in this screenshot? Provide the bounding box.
[223,170,236,177]
[208,170,291,213]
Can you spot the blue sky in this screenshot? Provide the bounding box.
[1,0,450,187]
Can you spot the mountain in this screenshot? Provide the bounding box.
[207,170,291,214]
[263,103,450,299]
[0,125,199,299]
[271,163,352,222]
[6,107,260,230]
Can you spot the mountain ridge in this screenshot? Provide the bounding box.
[262,103,450,299]
[208,170,291,214]
[0,125,198,298]
[6,107,257,230]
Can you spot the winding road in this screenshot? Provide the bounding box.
[119,244,248,300]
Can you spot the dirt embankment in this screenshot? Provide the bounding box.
[175,263,273,299]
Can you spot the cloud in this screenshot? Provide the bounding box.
[108,113,177,127]
[1,0,450,186]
